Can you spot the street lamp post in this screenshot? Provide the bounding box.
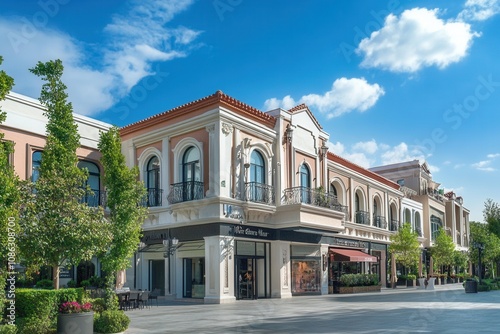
[473,241,485,284]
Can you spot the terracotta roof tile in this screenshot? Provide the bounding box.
[327,152,400,190]
[120,91,276,135]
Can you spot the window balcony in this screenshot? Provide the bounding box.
[168,181,204,204]
[244,182,275,205]
[389,219,399,232]
[373,215,387,229]
[143,188,163,207]
[355,211,370,225]
[282,186,348,215]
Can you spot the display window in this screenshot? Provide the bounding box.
[291,259,321,294]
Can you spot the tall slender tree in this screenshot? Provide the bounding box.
[98,127,147,289]
[431,228,455,275]
[18,59,112,289]
[389,223,421,275]
[0,55,16,309]
[484,198,500,238]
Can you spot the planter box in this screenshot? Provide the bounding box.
[406,280,416,287]
[339,285,381,294]
[57,312,94,334]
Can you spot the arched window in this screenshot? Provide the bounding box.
[330,184,338,198]
[182,146,202,201]
[78,160,101,207]
[146,156,162,206]
[32,150,42,182]
[299,164,310,204]
[248,150,266,202]
[249,151,265,184]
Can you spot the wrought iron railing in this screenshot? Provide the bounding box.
[80,189,106,207]
[143,188,163,207]
[282,187,348,214]
[389,219,399,232]
[355,211,370,225]
[244,182,275,205]
[373,215,387,229]
[167,181,204,204]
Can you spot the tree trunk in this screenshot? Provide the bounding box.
[53,265,60,290]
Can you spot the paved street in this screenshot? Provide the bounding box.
[126,284,500,333]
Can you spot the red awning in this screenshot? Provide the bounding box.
[329,248,378,263]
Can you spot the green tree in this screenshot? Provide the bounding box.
[0,55,16,310]
[470,221,500,278]
[18,59,112,289]
[389,223,421,274]
[484,198,500,238]
[431,228,455,274]
[98,127,147,287]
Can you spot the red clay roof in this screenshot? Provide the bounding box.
[120,90,276,136]
[288,103,323,130]
[327,152,400,190]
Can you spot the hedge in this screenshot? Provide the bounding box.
[12,288,85,319]
[340,274,379,287]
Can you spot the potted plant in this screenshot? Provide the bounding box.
[57,301,94,334]
[406,274,417,287]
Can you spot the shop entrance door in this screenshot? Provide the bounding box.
[149,260,165,295]
[237,257,256,300]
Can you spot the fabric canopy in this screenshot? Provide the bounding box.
[330,248,378,263]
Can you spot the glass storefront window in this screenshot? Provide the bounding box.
[291,259,321,294]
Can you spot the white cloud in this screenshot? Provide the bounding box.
[357,8,479,73]
[263,95,297,110]
[458,0,500,21]
[352,139,378,155]
[0,0,200,116]
[263,77,385,118]
[472,160,496,171]
[379,142,426,166]
[326,141,345,156]
[487,153,500,159]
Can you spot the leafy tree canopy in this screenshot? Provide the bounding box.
[389,223,421,270]
[431,228,455,268]
[484,198,500,238]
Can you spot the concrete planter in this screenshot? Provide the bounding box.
[339,285,381,294]
[57,312,94,334]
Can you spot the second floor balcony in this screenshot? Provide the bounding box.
[282,186,348,215]
[143,188,163,207]
[168,181,204,204]
[389,219,399,232]
[373,215,387,229]
[244,182,275,205]
[355,211,370,225]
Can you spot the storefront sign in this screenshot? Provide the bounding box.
[232,226,271,239]
[143,231,168,243]
[59,267,73,279]
[331,237,368,249]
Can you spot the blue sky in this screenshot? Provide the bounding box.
[1,0,499,222]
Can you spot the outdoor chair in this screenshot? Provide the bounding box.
[148,288,160,307]
[117,292,129,310]
[128,291,140,310]
[138,291,150,309]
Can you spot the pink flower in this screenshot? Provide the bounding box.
[59,301,92,314]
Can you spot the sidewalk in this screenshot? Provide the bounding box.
[125,283,500,333]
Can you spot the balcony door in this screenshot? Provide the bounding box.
[182,146,201,201]
[299,164,311,204]
[249,150,265,202]
[147,156,161,206]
